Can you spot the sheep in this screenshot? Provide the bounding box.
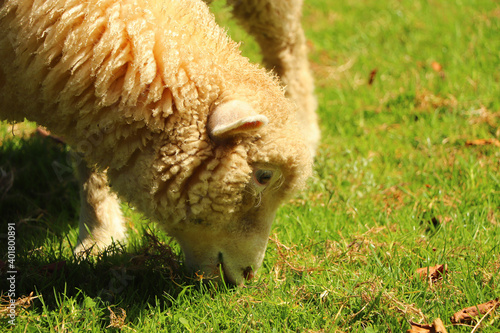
[0,0,313,285]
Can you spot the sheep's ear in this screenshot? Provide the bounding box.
[208,100,269,139]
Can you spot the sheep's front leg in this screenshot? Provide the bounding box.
[228,0,320,156]
[74,162,127,256]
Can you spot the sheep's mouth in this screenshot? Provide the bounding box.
[216,252,254,285]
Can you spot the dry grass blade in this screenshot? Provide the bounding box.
[130,230,181,279]
[269,236,322,274]
[407,318,448,333]
[379,291,426,323]
[0,292,39,317]
[107,307,133,330]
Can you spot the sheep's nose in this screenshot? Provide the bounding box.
[243,266,254,281]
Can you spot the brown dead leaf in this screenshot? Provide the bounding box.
[416,264,448,282]
[431,61,443,72]
[450,298,499,323]
[408,318,448,333]
[368,68,377,86]
[466,138,500,147]
[431,62,445,79]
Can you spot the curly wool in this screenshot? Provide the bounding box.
[0,0,311,232]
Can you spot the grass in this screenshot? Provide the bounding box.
[1,0,500,331]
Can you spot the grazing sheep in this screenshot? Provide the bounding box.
[0,0,313,285]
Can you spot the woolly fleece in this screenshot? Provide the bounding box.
[0,0,312,284]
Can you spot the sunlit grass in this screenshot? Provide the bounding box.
[1,0,499,331]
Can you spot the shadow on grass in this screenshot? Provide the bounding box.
[12,235,212,307]
[0,133,79,243]
[0,134,222,323]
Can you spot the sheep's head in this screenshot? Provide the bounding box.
[166,100,312,286]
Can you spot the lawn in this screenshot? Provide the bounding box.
[1,0,500,331]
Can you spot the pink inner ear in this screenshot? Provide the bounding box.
[238,121,263,131]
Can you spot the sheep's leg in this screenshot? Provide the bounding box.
[228,0,320,156]
[74,161,127,256]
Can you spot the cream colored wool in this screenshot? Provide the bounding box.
[228,0,320,156]
[0,0,312,285]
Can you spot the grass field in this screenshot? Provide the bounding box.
[1,0,500,331]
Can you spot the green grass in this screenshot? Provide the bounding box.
[1,0,500,331]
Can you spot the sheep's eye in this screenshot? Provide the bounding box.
[254,169,273,186]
